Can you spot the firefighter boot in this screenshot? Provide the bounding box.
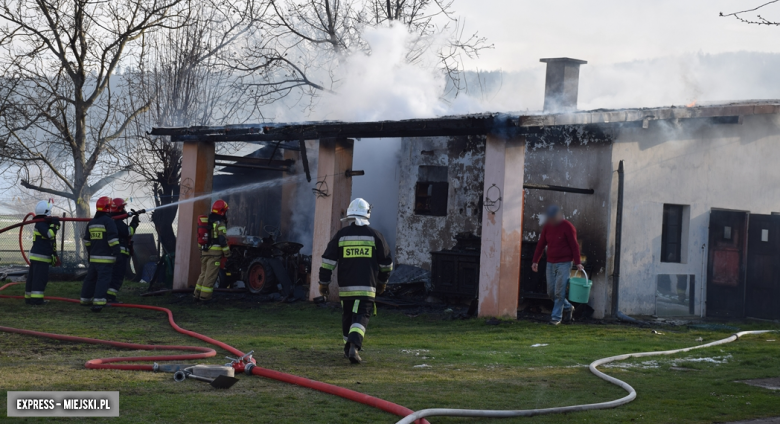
[348,343,362,365]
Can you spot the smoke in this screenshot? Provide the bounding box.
[261,31,780,259]
[274,25,474,254]
[446,51,780,113]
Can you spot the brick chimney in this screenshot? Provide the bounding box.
[540,58,587,112]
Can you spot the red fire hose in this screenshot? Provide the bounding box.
[14,213,130,265]
[0,281,427,423]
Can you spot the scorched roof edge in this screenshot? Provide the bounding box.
[150,101,780,142]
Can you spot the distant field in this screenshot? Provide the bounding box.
[0,281,779,423]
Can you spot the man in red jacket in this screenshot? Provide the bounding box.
[532,205,584,325]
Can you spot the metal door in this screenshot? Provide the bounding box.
[745,214,780,320]
[706,210,748,318]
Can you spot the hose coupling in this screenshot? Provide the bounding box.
[173,370,188,382]
[153,363,160,372]
[244,363,255,375]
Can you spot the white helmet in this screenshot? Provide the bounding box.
[344,198,371,226]
[35,200,53,217]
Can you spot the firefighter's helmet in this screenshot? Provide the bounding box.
[212,199,229,216]
[111,198,127,213]
[34,200,53,217]
[95,196,112,213]
[347,198,371,220]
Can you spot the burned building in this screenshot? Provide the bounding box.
[153,57,780,321]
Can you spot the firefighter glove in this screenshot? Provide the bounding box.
[377,283,387,295]
[50,216,60,226]
[130,215,140,229]
[318,283,329,297]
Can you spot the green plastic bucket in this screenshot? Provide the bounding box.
[568,270,592,303]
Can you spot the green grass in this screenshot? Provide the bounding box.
[1,281,779,424]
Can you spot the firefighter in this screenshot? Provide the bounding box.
[106,198,140,303]
[25,200,60,305]
[193,199,231,303]
[80,196,121,312]
[318,198,393,364]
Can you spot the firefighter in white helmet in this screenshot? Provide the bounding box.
[25,200,61,305]
[319,198,393,364]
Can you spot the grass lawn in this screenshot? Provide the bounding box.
[1,281,779,424]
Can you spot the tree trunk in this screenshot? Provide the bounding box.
[72,189,91,262]
[152,180,179,255]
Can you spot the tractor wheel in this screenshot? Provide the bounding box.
[243,258,277,294]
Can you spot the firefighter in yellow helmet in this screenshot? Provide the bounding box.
[193,200,231,303]
[318,198,393,364]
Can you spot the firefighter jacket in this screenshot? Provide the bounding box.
[204,213,230,257]
[318,223,393,299]
[83,212,121,263]
[113,215,138,257]
[29,216,60,264]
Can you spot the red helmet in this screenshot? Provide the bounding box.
[211,199,229,216]
[111,198,127,213]
[95,196,112,213]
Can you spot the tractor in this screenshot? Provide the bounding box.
[219,225,311,297]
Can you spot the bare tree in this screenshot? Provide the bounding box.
[0,0,190,218]
[121,0,264,253]
[721,0,780,25]
[234,0,491,108]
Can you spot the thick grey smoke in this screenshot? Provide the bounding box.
[272,25,462,254]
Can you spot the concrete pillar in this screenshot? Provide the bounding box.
[173,141,215,290]
[309,138,354,301]
[478,134,526,318]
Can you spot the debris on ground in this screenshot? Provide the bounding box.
[531,344,548,348]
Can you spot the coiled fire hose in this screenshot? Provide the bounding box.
[395,329,777,424]
[0,282,428,424]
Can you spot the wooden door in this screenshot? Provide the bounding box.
[745,214,780,320]
[706,210,748,319]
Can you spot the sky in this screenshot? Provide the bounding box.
[456,0,780,72]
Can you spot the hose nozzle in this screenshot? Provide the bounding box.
[127,209,147,217]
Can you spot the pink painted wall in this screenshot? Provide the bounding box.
[478,135,526,318]
[173,142,215,290]
[308,139,354,301]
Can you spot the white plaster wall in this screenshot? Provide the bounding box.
[610,114,780,315]
[395,136,485,269]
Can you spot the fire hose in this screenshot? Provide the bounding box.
[15,211,138,266]
[395,329,777,424]
[0,281,428,423]
[6,217,776,423]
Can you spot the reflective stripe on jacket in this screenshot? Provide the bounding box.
[29,217,59,262]
[319,223,393,299]
[83,213,120,263]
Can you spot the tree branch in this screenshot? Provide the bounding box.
[20,179,76,200]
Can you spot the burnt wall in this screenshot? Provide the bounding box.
[395,135,486,270]
[213,148,284,237]
[523,127,614,317]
